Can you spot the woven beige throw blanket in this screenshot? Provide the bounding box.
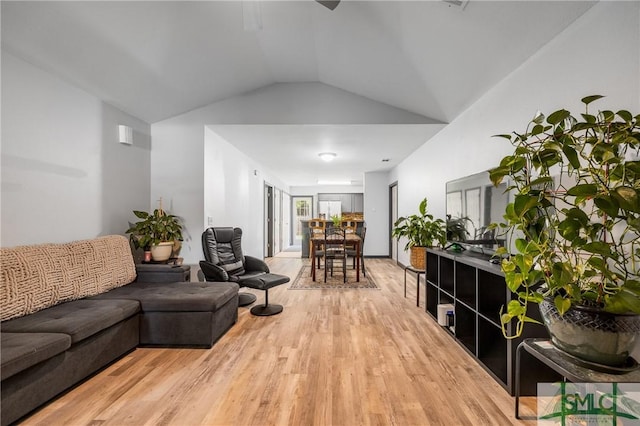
[1,235,136,321]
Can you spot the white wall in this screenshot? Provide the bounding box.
[204,127,288,258]
[363,171,390,256]
[152,82,428,264]
[390,1,640,267]
[1,51,150,247]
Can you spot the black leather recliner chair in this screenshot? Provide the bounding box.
[199,227,289,316]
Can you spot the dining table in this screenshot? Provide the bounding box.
[309,232,362,282]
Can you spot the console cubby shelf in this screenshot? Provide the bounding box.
[425,248,553,396]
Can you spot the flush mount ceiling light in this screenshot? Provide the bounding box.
[318,152,337,162]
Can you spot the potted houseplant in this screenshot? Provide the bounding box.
[489,95,640,366]
[392,198,446,270]
[446,215,472,242]
[126,207,183,262]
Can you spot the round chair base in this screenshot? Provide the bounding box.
[250,304,283,316]
[238,292,257,307]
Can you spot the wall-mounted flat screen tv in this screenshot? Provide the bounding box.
[445,170,510,255]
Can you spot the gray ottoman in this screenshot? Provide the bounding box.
[90,281,239,347]
[240,273,290,316]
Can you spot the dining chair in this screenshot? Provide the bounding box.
[341,220,357,234]
[342,220,358,266]
[324,226,347,283]
[308,228,325,274]
[308,218,325,258]
[347,226,366,277]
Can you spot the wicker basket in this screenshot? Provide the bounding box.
[409,246,427,270]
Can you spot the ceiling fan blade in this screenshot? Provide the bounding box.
[316,0,340,11]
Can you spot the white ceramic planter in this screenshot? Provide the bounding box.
[150,241,174,261]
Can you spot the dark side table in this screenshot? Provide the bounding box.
[135,263,191,283]
[404,265,426,307]
[515,338,640,419]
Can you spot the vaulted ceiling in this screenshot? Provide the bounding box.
[2,1,596,187]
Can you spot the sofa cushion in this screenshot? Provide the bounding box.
[0,332,71,381]
[0,235,136,321]
[90,281,239,312]
[1,299,140,343]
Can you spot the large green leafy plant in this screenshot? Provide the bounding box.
[392,198,446,249]
[126,208,183,250]
[489,96,640,338]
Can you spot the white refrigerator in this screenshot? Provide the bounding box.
[319,201,341,219]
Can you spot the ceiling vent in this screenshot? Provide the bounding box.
[442,0,469,10]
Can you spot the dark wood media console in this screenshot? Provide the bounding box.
[425,248,561,396]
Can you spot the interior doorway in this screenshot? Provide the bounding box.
[274,188,281,255]
[390,182,398,263]
[282,192,291,251]
[264,184,273,257]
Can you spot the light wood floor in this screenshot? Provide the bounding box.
[20,258,536,425]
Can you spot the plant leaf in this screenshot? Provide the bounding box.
[566,184,598,197]
[505,272,524,293]
[513,194,540,218]
[418,198,427,216]
[581,95,604,105]
[561,143,581,169]
[613,186,640,213]
[529,176,554,189]
[565,208,589,226]
[593,195,619,218]
[617,110,633,123]
[515,238,529,254]
[522,316,543,325]
[133,210,149,219]
[493,134,513,141]
[582,241,613,257]
[532,111,545,124]
[547,109,570,125]
[554,295,571,315]
[605,291,640,314]
[506,300,526,316]
[600,110,615,123]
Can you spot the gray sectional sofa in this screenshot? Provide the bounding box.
[0,236,239,426]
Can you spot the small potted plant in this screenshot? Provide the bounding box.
[126,207,183,262]
[331,214,342,228]
[392,198,446,270]
[489,95,640,366]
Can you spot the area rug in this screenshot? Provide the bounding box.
[289,263,379,290]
